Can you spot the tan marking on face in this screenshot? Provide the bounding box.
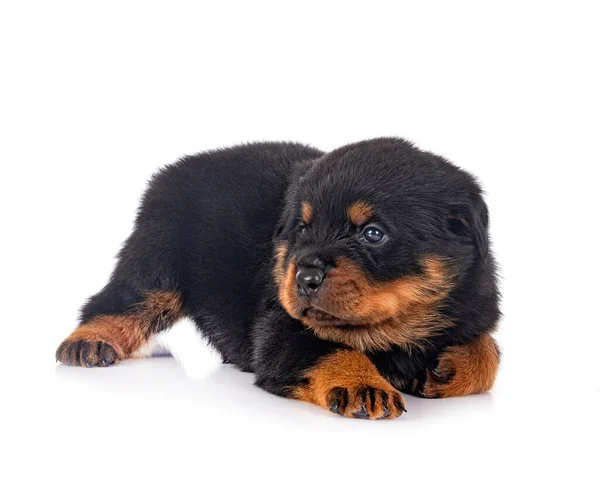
[301,202,313,224]
[347,201,373,226]
[306,305,451,353]
[278,256,298,315]
[277,256,454,352]
[272,241,289,285]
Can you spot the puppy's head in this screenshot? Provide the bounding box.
[272,138,490,351]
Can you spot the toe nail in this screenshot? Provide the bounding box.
[353,404,369,419]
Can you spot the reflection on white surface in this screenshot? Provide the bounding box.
[36,355,594,478]
[11,307,597,478]
[52,356,500,430]
[54,357,497,422]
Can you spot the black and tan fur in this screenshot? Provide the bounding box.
[56,138,501,419]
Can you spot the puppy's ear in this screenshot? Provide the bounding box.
[448,196,489,259]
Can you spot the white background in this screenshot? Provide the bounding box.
[1,1,599,477]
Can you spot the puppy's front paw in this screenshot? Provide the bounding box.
[292,350,406,419]
[56,339,120,367]
[327,384,406,419]
[419,335,500,398]
[419,356,456,398]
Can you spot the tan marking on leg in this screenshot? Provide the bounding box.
[56,291,182,366]
[292,350,406,419]
[423,334,500,397]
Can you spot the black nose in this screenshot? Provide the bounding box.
[296,266,326,297]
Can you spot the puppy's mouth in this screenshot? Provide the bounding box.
[301,306,342,325]
[301,306,364,328]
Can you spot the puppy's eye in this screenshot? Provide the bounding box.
[362,225,386,243]
[297,224,308,234]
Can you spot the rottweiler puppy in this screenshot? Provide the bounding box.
[56,138,500,419]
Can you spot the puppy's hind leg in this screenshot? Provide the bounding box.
[56,162,191,367]
[56,280,184,367]
[56,219,184,367]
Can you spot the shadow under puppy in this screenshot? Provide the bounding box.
[56,138,500,419]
